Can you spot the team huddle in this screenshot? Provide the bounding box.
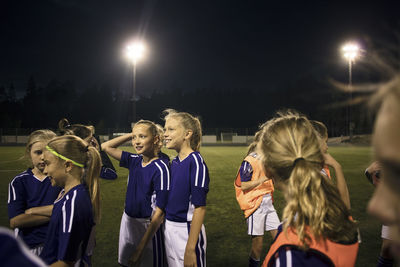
[5,75,400,267]
[7,109,209,267]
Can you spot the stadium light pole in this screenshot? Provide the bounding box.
[342,42,360,141]
[126,42,145,122]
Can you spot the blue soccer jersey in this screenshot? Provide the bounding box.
[120,151,170,218]
[7,168,61,248]
[158,151,171,166]
[165,151,210,222]
[40,184,94,265]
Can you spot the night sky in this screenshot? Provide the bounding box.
[1,0,399,98]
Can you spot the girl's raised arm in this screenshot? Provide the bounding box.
[101,133,132,161]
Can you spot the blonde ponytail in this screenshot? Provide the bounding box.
[259,112,357,248]
[84,146,101,224]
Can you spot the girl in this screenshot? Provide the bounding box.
[234,130,280,267]
[39,135,101,266]
[7,129,60,255]
[311,120,351,210]
[101,120,170,267]
[163,109,209,267]
[58,118,118,180]
[258,112,359,267]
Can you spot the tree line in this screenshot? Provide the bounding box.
[0,75,374,137]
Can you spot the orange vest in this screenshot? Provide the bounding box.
[234,154,274,218]
[323,165,331,179]
[263,227,359,267]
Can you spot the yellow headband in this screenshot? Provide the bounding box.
[46,145,85,168]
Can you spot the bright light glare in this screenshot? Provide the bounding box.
[342,42,359,61]
[126,42,145,63]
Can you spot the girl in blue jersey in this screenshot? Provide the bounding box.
[7,129,60,256]
[258,112,359,267]
[102,120,170,267]
[39,135,101,266]
[163,109,210,267]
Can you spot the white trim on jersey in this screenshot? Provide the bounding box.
[154,162,164,190]
[186,201,195,222]
[68,190,77,233]
[192,154,200,186]
[199,154,206,188]
[192,154,207,188]
[8,171,30,202]
[159,160,170,190]
[62,196,69,233]
[286,249,292,267]
[10,179,18,201]
[8,183,11,203]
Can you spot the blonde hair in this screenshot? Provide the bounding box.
[163,109,202,151]
[259,112,357,248]
[132,120,159,138]
[310,120,328,140]
[155,124,165,150]
[246,129,262,155]
[25,129,57,166]
[47,135,101,223]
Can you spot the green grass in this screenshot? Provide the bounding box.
[0,146,381,266]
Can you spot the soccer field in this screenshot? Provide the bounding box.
[0,146,381,266]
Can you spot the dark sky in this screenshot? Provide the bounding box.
[1,0,399,98]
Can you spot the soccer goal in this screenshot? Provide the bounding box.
[220,132,237,142]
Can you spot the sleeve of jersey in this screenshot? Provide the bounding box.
[7,177,27,219]
[57,191,92,262]
[190,153,210,207]
[239,160,253,182]
[100,166,118,180]
[153,160,170,210]
[119,151,138,169]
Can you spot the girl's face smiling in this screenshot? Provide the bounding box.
[43,150,67,187]
[164,117,186,151]
[132,124,157,156]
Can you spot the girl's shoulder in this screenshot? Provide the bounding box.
[10,169,33,183]
[189,151,206,164]
[171,151,207,168]
[122,151,141,159]
[153,157,170,167]
[59,185,91,207]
